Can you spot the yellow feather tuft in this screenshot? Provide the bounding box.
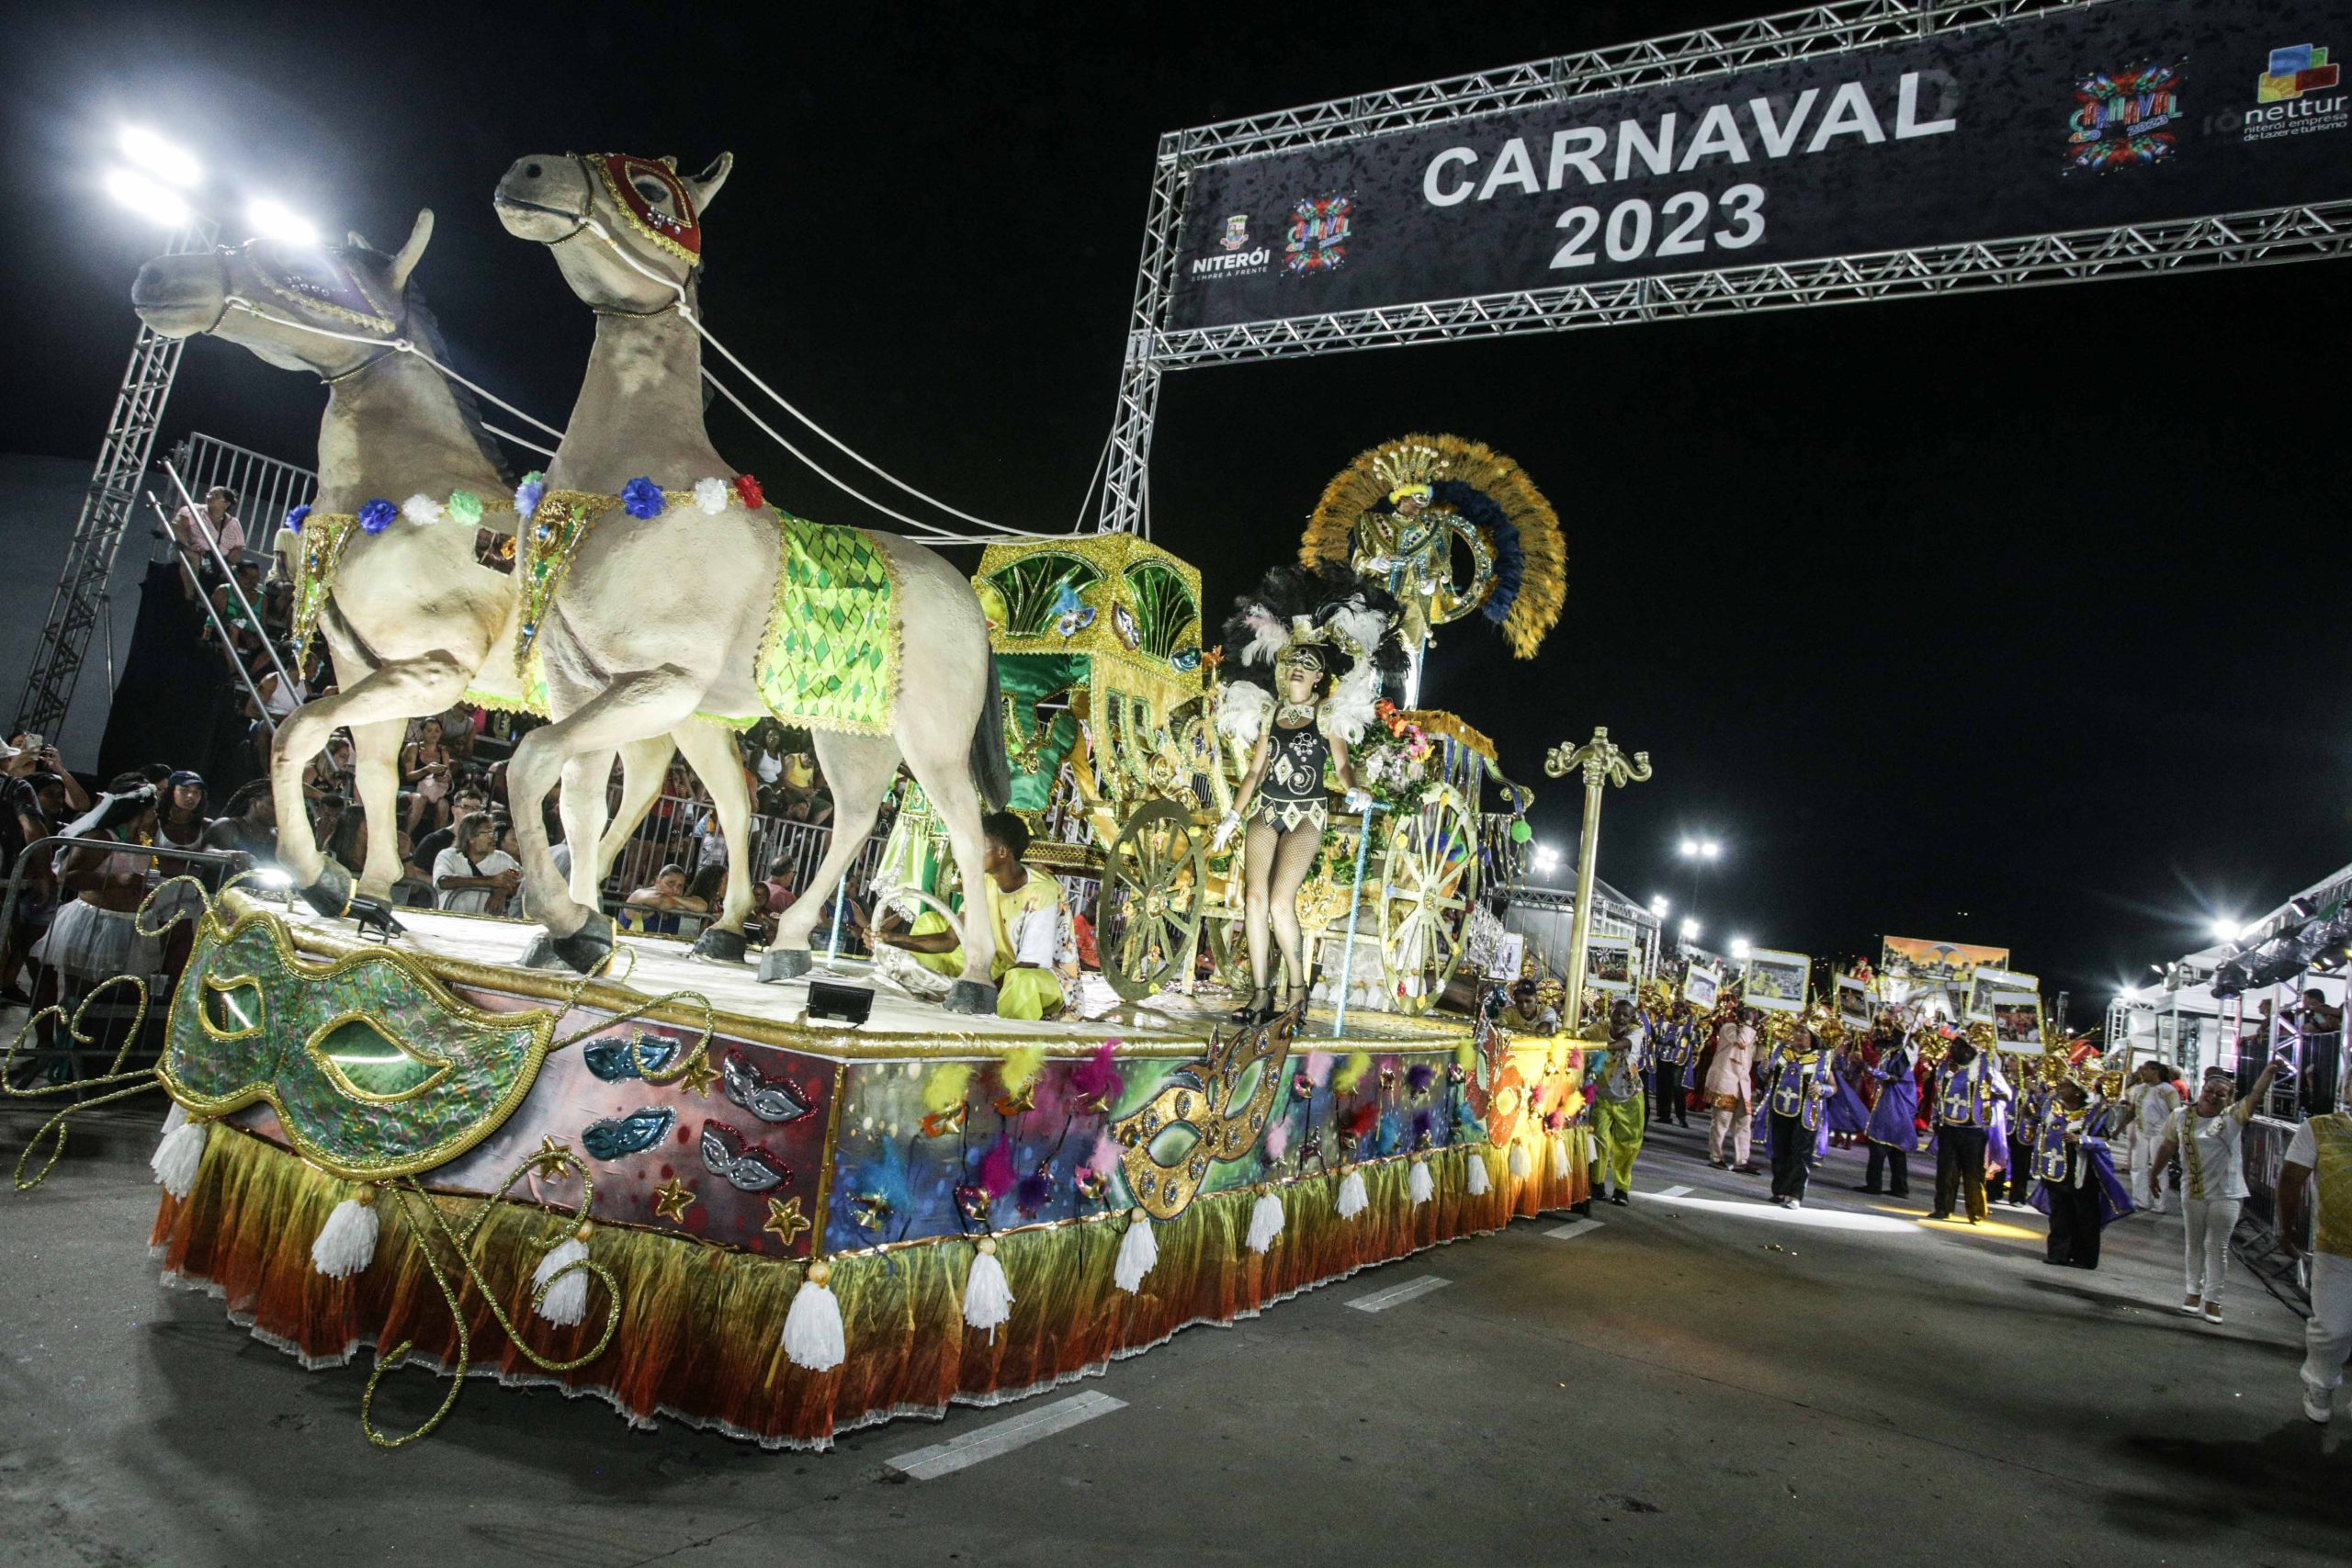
[922,1063,974,1115]
[1332,1051,1373,1094]
[1000,1044,1046,1099]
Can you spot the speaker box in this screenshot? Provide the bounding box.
[808,977,875,1025]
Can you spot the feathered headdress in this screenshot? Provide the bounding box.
[1214,562,1408,750]
[1302,433,1566,659]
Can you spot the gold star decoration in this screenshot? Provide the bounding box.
[650,1177,697,1223]
[762,1195,811,1249]
[530,1135,575,1179]
[674,1050,721,1097]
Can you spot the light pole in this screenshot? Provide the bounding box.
[1678,836,1721,936]
[1544,726,1653,1035]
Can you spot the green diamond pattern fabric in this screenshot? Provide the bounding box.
[755,513,900,735]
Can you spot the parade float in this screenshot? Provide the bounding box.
[8,146,1590,1446]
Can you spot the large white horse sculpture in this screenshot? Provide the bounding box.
[127,218,706,919]
[492,152,1010,1010]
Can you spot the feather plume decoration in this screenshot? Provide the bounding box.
[1240,607,1289,667]
[1321,660,1380,745]
[1332,1051,1373,1094]
[1343,1100,1379,1143]
[978,1135,1017,1199]
[999,1044,1046,1101]
[1265,1116,1291,1161]
[1301,433,1566,659]
[1405,1063,1436,1096]
[922,1063,974,1116]
[1082,1132,1122,1179]
[1305,1049,1335,1087]
[1214,680,1272,752]
[1069,1042,1124,1109]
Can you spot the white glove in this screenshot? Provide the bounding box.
[1211,811,1242,852]
[1343,789,1374,814]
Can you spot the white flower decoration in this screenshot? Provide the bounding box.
[401,492,444,525]
[694,476,730,515]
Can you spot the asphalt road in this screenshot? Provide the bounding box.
[4,1104,2344,1567]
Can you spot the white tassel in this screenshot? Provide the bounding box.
[160,1101,187,1142]
[1246,1188,1285,1254]
[783,1260,847,1371]
[1114,1209,1159,1294]
[311,1188,381,1279]
[532,1227,593,1326]
[1550,1134,1570,1180]
[1408,1157,1434,1206]
[1466,1152,1491,1196]
[152,1117,208,1200]
[963,1238,1012,1339]
[1336,1168,1369,1219]
[1508,1140,1532,1180]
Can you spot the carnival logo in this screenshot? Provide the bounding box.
[2260,43,2341,102]
[2064,61,2184,174]
[1285,194,1351,274]
[1191,211,1271,281]
[1219,213,1250,251]
[2245,43,2347,143]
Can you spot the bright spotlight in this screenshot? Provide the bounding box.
[2117,986,2140,1002]
[104,168,192,228]
[1730,937,1751,960]
[1702,840,1721,859]
[1679,838,1699,856]
[1649,895,1670,917]
[251,867,293,889]
[1531,843,1562,874]
[2210,918,2241,942]
[245,197,318,246]
[1679,919,1701,941]
[119,126,201,186]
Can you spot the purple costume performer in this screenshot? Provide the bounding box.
[1766,1047,1838,1203]
[1861,1039,1919,1196]
[1826,1053,1872,1138]
[2030,1095,2132,1268]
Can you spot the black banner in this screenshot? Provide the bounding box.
[1167,0,2352,331]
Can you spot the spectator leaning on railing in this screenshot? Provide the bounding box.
[169,486,243,600]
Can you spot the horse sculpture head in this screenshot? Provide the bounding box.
[493,152,731,311]
[130,212,435,379]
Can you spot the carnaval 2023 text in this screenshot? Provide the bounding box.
[1420,72,1959,209]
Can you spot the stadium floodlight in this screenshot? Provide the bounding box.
[104,168,192,228]
[119,126,200,186]
[245,197,317,246]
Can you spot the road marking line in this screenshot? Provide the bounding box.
[1546,1219,1603,1240]
[1645,1184,1694,1200]
[1347,1275,1452,1313]
[885,1392,1125,1479]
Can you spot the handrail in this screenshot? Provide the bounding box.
[0,834,254,938]
[159,457,297,698]
[143,492,278,733]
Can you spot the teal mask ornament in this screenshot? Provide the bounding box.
[163,908,557,1180]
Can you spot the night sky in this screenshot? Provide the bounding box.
[6,0,2349,1010]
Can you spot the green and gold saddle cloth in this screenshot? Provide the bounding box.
[515,494,899,735]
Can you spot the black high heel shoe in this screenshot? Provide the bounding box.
[1227,988,1271,1025]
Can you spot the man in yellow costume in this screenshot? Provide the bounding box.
[866,811,1066,1020]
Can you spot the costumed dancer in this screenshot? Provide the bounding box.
[2280,1105,2352,1425]
[1860,1025,1920,1197]
[1764,1024,1839,1208]
[1650,1000,1697,1127]
[2030,1078,2131,1269]
[1588,998,1649,1204]
[19,781,164,1082]
[865,812,1066,1020]
[2000,1062,2046,1207]
[2153,1060,2279,1322]
[1825,1039,1872,1145]
[1928,1036,2012,1224]
[2118,1061,2185,1215]
[1704,1005,1760,1172]
[1212,565,1403,1023]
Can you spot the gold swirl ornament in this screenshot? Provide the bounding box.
[1110,1011,1295,1221]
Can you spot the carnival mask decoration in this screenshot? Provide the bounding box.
[721,1048,814,1123]
[163,908,555,1180]
[1109,1011,1295,1221]
[245,239,398,334]
[699,1119,789,1192]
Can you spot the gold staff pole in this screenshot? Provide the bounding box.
[1544,727,1653,1038]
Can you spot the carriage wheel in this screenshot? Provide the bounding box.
[1095,799,1207,1002]
[1376,784,1478,1017]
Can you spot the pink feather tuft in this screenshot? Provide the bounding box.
[1083,1131,1122,1179]
[978,1135,1017,1199]
[1265,1117,1290,1161]
[1070,1041,1125,1105]
[1306,1049,1334,1087]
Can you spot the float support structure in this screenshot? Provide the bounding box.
[1544,726,1652,1034]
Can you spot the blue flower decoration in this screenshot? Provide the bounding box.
[285,503,311,533]
[621,477,665,519]
[514,471,546,520]
[357,499,398,535]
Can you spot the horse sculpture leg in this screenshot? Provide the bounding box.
[669,717,758,961]
[345,716,409,897]
[759,734,899,982]
[558,748,619,908]
[510,666,706,974]
[584,736,675,899]
[898,730,1000,1015]
[270,644,469,910]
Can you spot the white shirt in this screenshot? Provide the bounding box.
[2172,1101,2252,1201]
[433,846,519,913]
[2127,1079,2182,1138]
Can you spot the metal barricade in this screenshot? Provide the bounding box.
[592,793,888,950]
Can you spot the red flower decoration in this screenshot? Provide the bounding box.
[733,473,764,511]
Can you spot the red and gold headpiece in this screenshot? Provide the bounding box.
[596,153,701,260]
